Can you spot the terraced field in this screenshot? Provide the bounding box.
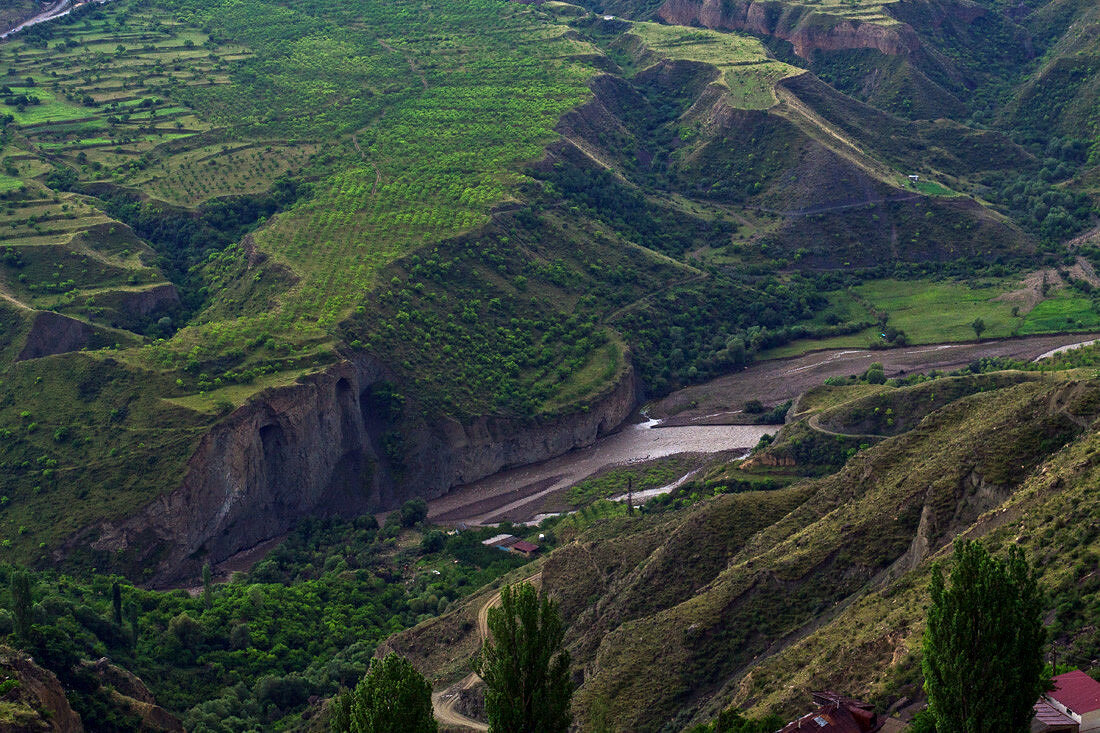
[0,0,610,398]
[0,0,623,563]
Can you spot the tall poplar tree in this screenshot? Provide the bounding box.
[330,653,435,733]
[112,581,123,626]
[10,570,31,642]
[475,582,572,733]
[922,539,1047,732]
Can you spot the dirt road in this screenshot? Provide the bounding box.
[431,572,543,731]
[2,0,71,39]
[653,333,1100,425]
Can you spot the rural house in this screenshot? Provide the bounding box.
[778,692,884,732]
[1034,671,1100,733]
[480,534,540,556]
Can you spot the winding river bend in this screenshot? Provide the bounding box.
[427,419,772,525]
[426,331,1100,526]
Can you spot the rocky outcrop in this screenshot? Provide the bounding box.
[0,646,82,732]
[83,658,183,732]
[75,353,638,585]
[16,311,93,361]
[656,0,922,59]
[112,283,180,318]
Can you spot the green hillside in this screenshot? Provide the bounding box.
[388,362,1100,730]
[0,0,1094,574]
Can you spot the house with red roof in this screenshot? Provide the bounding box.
[1033,671,1100,733]
[778,692,884,733]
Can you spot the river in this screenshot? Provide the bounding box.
[426,419,773,525]
[1,0,110,40]
[426,332,1100,526]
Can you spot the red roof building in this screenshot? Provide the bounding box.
[778,693,883,733]
[1039,671,1100,733]
[510,540,539,556]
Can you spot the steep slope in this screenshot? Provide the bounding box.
[385,372,1100,731]
[565,378,1095,730]
[1002,0,1100,141]
[553,21,1033,268]
[593,0,1034,120]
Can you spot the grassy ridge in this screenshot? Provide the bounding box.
[628,23,802,110]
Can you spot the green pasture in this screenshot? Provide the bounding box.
[853,278,1022,342]
[1021,294,1100,333]
[763,278,1100,360]
[1,87,89,125]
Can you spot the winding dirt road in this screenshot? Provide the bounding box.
[431,572,543,731]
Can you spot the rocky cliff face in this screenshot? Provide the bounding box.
[75,354,637,585]
[84,658,183,732]
[656,0,922,59]
[0,646,83,732]
[113,283,180,319]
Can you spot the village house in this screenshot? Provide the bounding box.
[480,533,539,557]
[1033,671,1100,733]
[778,693,885,733]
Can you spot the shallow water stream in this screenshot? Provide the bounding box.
[427,419,772,525]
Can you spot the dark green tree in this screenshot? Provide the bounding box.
[330,653,436,733]
[474,582,572,733]
[10,570,31,642]
[971,317,986,341]
[922,539,1047,733]
[202,562,213,610]
[126,602,140,650]
[398,498,428,527]
[111,581,122,626]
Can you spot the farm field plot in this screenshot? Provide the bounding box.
[1020,293,1100,334]
[115,0,608,409]
[852,278,1024,342]
[0,0,628,419]
[761,276,1100,359]
[0,9,266,195]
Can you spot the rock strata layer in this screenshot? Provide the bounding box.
[656,0,922,59]
[75,354,637,584]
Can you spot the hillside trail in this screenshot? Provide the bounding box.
[0,284,28,310]
[753,191,920,218]
[805,411,886,441]
[377,38,428,89]
[773,84,895,185]
[431,571,543,731]
[603,270,706,323]
[351,134,381,195]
